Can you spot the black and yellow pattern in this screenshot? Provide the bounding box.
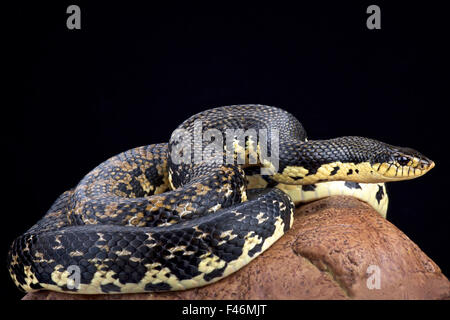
[8,105,434,294]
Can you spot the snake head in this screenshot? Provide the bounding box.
[370,145,435,181]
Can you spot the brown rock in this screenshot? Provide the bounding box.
[22,196,450,300]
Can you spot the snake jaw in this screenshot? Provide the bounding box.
[370,155,435,181]
[365,143,435,181]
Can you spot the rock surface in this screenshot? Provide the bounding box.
[22,196,450,300]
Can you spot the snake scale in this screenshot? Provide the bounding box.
[8,105,434,294]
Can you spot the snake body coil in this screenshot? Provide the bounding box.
[8,105,434,294]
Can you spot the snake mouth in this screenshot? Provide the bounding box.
[372,157,435,180]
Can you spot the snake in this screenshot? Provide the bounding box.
[8,105,435,294]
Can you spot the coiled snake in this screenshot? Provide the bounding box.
[8,105,434,294]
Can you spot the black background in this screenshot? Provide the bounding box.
[3,2,449,300]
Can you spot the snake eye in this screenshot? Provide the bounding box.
[396,156,410,166]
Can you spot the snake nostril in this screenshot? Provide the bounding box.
[418,158,433,170]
